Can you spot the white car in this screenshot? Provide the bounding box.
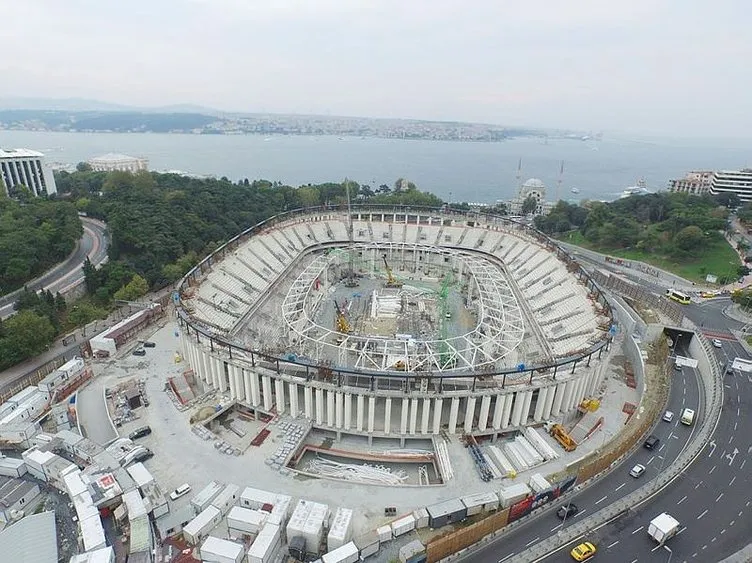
[169,483,191,501]
[662,410,674,423]
[712,339,722,348]
[629,464,646,478]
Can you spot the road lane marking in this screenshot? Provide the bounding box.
[615,483,625,492]
[595,495,608,505]
[698,509,708,520]
[647,456,655,465]
[498,554,514,563]
[695,480,703,489]
[741,459,746,471]
[734,421,738,431]
[677,526,686,535]
[525,537,539,548]
[575,509,586,518]
[712,537,717,542]
[659,443,665,452]
[738,407,741,417]
[550,523,563,532]
[632,526,644,534]
[739,510,744,517]
[607,541,619,549]
[730,520,735,526]
[630,560,638,563]
[729,476,736,486]
[716,493,724,502]
[709,465,716,474]
[729,435,734,444]
[721,529,726,534]
[677,495,687,505]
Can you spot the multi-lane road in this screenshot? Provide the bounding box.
[0,216,108,319]
[469,274,751,561]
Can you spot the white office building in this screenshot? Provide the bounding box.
[710,169,752,202]
[0,148,57,197]
[88,153,148,173]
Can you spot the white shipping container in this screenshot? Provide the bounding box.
[240,486,278,510]
[247,523,281,563]
[354,531,380,559]
[390,514,416,537]
[182,505,221,545]
[199,536,244,563]
[528,473,551,494]
[498,482,532,508]
[191,481,224,515]
[327,507,354,551]
[322,541,359,563]
[227,506,267,535]
[0,457,27,478]
[461,492,499,516]
[412,508,429,529]
[210,483,239,516]
[376,525,392,543]
[267,494,292,528]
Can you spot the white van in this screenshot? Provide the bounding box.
[680,408,695,426]
[170,483,191,501]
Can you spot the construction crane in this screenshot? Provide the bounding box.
[382,255,403,288]
[334,300,351,334]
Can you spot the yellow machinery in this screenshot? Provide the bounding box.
[550,423,577,452]
[382,255,404,288]
[392,360,407,371]
[334,300,351,334]
[579,398,600,413]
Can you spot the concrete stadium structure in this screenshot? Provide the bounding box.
[176,206,614,440]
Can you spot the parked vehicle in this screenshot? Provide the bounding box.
[713,339,722,348]
[143,341,156,348]
[170,483,192,501]
[648,513,680,543]
[132,348,146,356]
[129,426,152,440]
[643,435,660,450]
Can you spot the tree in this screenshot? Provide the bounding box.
[113,274,149,302]
[67,301,107,326]
[82,257,99,294]
[713,192,740,209]
[76,162,93,172]
[673,225,704,252]
[522,195,538,215]
[0,310,56,366]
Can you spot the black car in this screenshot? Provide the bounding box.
[132,348,146,356]
[132,448,154,463]
[143,341,156,348]
[129,426,152,440]
[643,435,660,450]
[557,503,579,519]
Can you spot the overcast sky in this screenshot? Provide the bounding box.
[2,1,750,137]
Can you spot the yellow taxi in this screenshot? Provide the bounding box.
[570,541,597,561]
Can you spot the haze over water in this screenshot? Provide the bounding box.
[2,130,751,203]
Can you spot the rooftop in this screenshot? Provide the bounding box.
[0,510,57,563]
[0,148,45,159]
[88,153,145,163]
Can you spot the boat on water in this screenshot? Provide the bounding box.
[620,178,651,198]
[571,187,580,194]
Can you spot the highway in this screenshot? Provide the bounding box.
[0,216,108,319]
[471,343,702,563]
[544,336,751,562]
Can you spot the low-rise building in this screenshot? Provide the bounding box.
[668,170,713,196]
[0,476,41,522]
[88,153,148,173]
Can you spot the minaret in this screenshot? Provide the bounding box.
[556,161,564,202]
[516,158,522,190]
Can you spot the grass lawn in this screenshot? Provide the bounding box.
[557,230,740,284]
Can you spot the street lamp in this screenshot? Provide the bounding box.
[664,545,673,563]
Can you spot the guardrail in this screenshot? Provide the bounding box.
[511,321,723,561]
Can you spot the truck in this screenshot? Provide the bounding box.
[648,513,680,544]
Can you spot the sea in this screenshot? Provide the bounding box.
[2,130,751,203]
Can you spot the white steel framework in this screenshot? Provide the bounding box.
[282,242,525,374]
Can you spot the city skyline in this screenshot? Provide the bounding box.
[2,1,751,138]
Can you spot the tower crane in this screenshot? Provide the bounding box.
[382,255,403,288]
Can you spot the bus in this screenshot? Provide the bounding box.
[665,289,691,304]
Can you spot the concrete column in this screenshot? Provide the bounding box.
[501,394,514,428]
[409,399,419,435]
[492,395,504,429]
[234,366,244,402]
[208,356,218,389]
[344,394,352,430]
[304,386,313,418]
[315,388,324,425]
[356,395,365,431]
[262,376,273,411]
[327,391,335,427]
[552,382,566,416]
[242,370,252,406]
[543,386,556,419]
[289,383,299,418]
[400,398,409,435]
[368,397,376,433]
[213,358,224,391]
[384,398,392,435]
[534,388,548,422]
[432,399,443,434]
[562,381,575,411]
[464,397,477,433]
[511,392,525,426]
[421,398,431,434]
[201,351,211,385]
[249,371,260,407]
[274,379,285,414]
[228,364,237,399]
[448,398,460,434]
[335,392,344,429]
[478,395,491,431]
[521,391,533,424]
